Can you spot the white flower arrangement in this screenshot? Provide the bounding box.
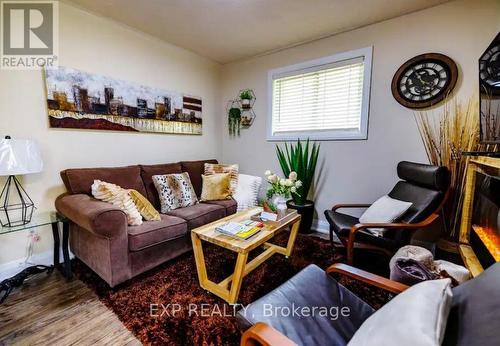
[264,170,301,200]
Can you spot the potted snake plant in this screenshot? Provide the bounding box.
[276,139,320,233]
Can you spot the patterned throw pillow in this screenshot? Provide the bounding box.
[200,173,231,201]
[233,174,262,211]
[204,163,239,195]
[152,172,198,213]
[128,189,161,221]
[91,180,143,226]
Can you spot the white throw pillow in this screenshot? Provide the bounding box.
[359,195,412,237]
[233,174,262,212]
[91,180,143,226]
[348,279,453,346]
[433,260,471,284]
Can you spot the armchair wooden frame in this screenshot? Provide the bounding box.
[240,263,409,346]
[332,189,448,265]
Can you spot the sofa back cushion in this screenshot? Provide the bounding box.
[61,165,147,196]
[140,163,183,209]
[180,159,218,196]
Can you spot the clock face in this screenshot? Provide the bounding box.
[391,53,458,109]
[479,39,500,93]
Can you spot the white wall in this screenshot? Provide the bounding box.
[0,3,222,265]
[220,0,500,231]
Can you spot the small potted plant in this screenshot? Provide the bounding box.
[264,170,301,217]
[240,90,253,109]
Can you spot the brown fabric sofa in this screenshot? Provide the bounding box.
[55,159,237,287]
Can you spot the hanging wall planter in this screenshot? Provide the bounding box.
[239,89,255,110]
[226,100,242,137]
[241,108,256,128]
[227,89,256,137]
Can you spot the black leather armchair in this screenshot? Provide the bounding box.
[238,262,500,346]
[324,161,450,264]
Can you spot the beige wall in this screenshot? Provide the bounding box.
[0,3,222,265]
[1,0,499,267]
[220,0,500,230]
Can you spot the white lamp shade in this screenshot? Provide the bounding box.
[0,138,43,176]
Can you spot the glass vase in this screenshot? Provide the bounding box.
[271,194,288,218]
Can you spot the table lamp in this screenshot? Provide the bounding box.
[0,136,43,227]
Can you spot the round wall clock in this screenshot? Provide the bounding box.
[391,53,458,109]
[479,32,500,95]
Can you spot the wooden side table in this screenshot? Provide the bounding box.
[0,211,71,304]
[191,207,301,304]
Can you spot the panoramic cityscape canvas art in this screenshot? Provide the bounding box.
[44,66,202,134]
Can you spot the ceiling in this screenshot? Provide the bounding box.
[67,0,450,64]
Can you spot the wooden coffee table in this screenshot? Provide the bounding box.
[191,207,301,304]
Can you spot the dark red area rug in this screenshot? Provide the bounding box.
[73,232,392,345]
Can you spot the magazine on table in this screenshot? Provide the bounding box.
[215,220,264,240]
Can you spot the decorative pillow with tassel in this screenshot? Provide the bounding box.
[91,180,143,226]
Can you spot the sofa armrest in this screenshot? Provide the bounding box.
[241,323,297,346]
[55,193,128,238]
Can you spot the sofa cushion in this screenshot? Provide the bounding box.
[180,159,218,197]
[140,163,182,209]
[202,199,237,215]
[166,203,225,229]
[128,214,187,251]
[61,165,147,196]
[237,264,374,345]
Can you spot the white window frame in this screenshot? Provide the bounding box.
[267,46,373,141]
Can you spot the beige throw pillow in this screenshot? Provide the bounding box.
[200,173,231,201]
[204,163,239,195]
[152,172,198,213]
[91,180,143,226]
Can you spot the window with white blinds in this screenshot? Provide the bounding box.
[268,47,372,141]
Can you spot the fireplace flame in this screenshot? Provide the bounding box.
[472,225,500,261]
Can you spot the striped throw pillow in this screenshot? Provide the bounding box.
[91,180,143,226]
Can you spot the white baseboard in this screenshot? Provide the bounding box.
[311,219,329,234]
[0,249,73,282]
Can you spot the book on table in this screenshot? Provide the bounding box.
[215,220,264,240]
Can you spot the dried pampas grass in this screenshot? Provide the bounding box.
[415,96,498,239]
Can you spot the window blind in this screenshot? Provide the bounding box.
[271,57,365,135]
